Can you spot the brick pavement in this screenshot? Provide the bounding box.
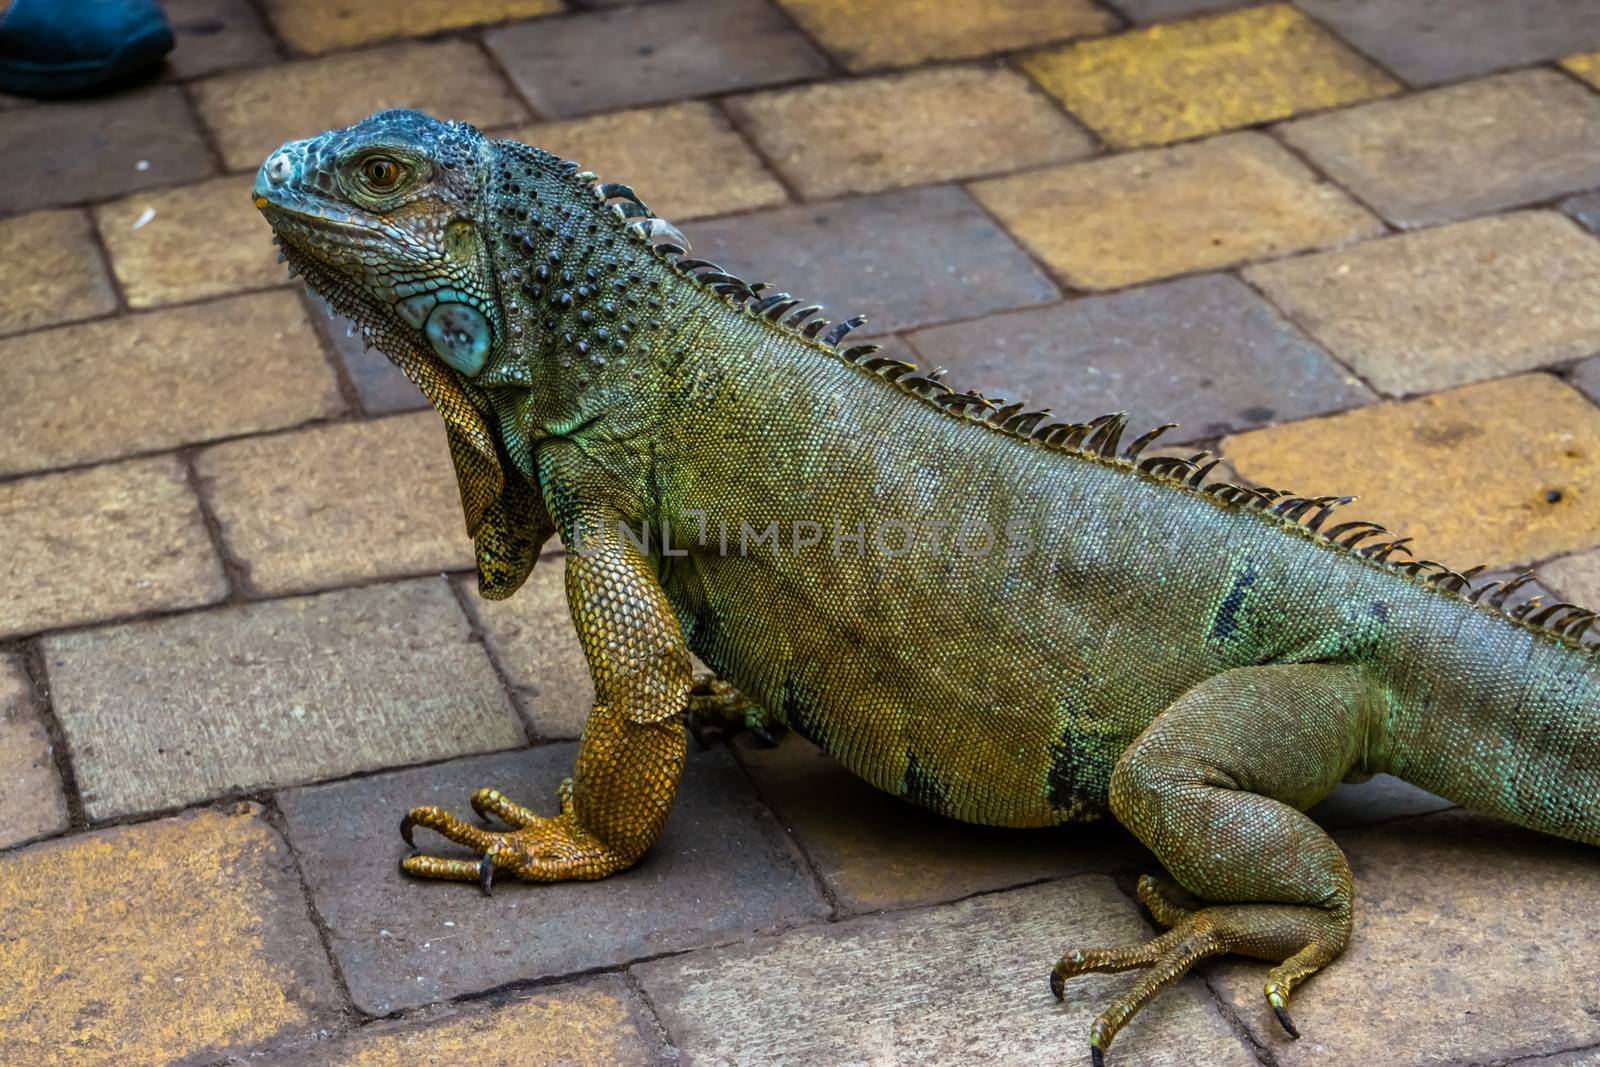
[5,0,1600,1063]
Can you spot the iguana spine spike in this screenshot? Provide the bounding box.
[824,316,868,348]
[1186,459,1222,488]
[803,319,831,340]
[841,344,882,362]
[750,292,792,315]
[1512,596,1546,620]
[1123,423,1177,462]
[784,304,825,327]
[1306,497,1357,532]
[1528,602,1581,628]
[1490,573,1537,609]
[763,299,801,322]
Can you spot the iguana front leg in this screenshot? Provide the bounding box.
[1054,664,1380,1064]
[401,507,691,890]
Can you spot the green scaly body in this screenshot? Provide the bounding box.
[254,109,1600,1064]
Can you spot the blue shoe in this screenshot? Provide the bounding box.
[0,0,173,98]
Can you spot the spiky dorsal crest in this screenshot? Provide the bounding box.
[562,161,1590,651]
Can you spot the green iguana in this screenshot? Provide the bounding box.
[253,109,1600,1064]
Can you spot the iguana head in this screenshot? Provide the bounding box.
[252,108,500,376]
[253,108,554,599]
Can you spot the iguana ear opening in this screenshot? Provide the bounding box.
[387,341,553,599]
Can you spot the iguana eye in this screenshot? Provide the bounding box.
[361,157,403,189]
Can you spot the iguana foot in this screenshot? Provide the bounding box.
[1051,874,1344,1062]
[399,777,625,890]
[683,672,785,749]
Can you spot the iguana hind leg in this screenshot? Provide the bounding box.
[1054,664,1381,1064]
[684,672,785,748]
[401,513,691,890]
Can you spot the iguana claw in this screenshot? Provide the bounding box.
[1090,1048,1105,1067]
[398,784,630,884]
[478,851,495,896]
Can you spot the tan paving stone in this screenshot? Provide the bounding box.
[44,578,524,820]
[164,0,278,79]
[0,655,68,850]
[0,456,227,640]
[636,877,1257,1066]
[1279,70,1600,229]
[970,131,1380,291]
[455,565,589,739]
[0,209,117,337]
[192,41,529,172]
[95,177,287,307]
[507,101,786,221]
[1244,212,1600,397]
[1223,375,1600,571]
[1565,50,1600,91]
[0,805,340,1066]
[265,0,563,54]
[1022,4,1398,148]
[736,735,1149,914]
[0,291,343,478]
[776,0,1117,71]
[261,978,664,1065]
[196,412,474,595]
[1214,812,1600,1064]
[726,65,1094,200]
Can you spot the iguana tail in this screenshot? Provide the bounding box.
[1380,626,1600,846]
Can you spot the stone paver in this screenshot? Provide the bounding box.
[0,655,69,850]
[1214,811,1600,1065]
[0,456,227,640]
[0,806,340,1066]
[1539,548,1600,608]
[456,566,590,739]
[907,273,1371,441]
[1279,70,1600,230]
[508,101,787,221]
[1022,4,1398,149]
[314,305,429,416]
[1298,0,1600,87]
[684,185,1059,334]
[0,86,213,214]
[727,65,1094,201]
[164,0,278,80]
[736,735,1148,914]
[1112,0,1256,20]
[192,40,529,172]
[43,578,524,821]
[264,0,563,54]
[1244,211,1600,397]
[94,177,287,307]
[260,978,666,1066]
[971,132,1380,291]
[196,412,472,595]
[636,877,1257,1066]
[776,0,1116,71]
[0,209,117,336]
[277,744,828,1015]
[0,291,343,477]
[1564,50,1600,93]
[1563,191,1600,235]
[1223,374,1600,571]
[486,0,831,118]
[1307,774,1453,831]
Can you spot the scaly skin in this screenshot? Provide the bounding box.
[254,110,1600,1063]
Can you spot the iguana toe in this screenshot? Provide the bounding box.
[398,786,631,885]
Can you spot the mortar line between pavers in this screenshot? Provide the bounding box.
[470,30,544,123]
[1261,124,1399,235]
[1221,262,1387,403]
[955,172,1085,301]
[1199,969,1284,1067]
[1001,50,1118,162]
[260,792,364,1023]
[0,395,401,490]
[18,637,89,833]
[0,742,538,856]
[175,78,232,180]
[1493,1036,1600,1067]
[1285,3,1415,89]
[1551,58,1600,102]
[76,204,133,316]
[0,276,294,347]
[723,741,844,919]
[709,95,807,208]
[232,0,291,60]
[296,285,372,415]
[445,573,546,746]
[182,444,254,602]
[751,0,845,76]
[621,967,686,1062]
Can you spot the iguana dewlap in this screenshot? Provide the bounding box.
[254,109,1600,1065]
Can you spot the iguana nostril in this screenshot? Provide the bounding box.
[267,154,292,184]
